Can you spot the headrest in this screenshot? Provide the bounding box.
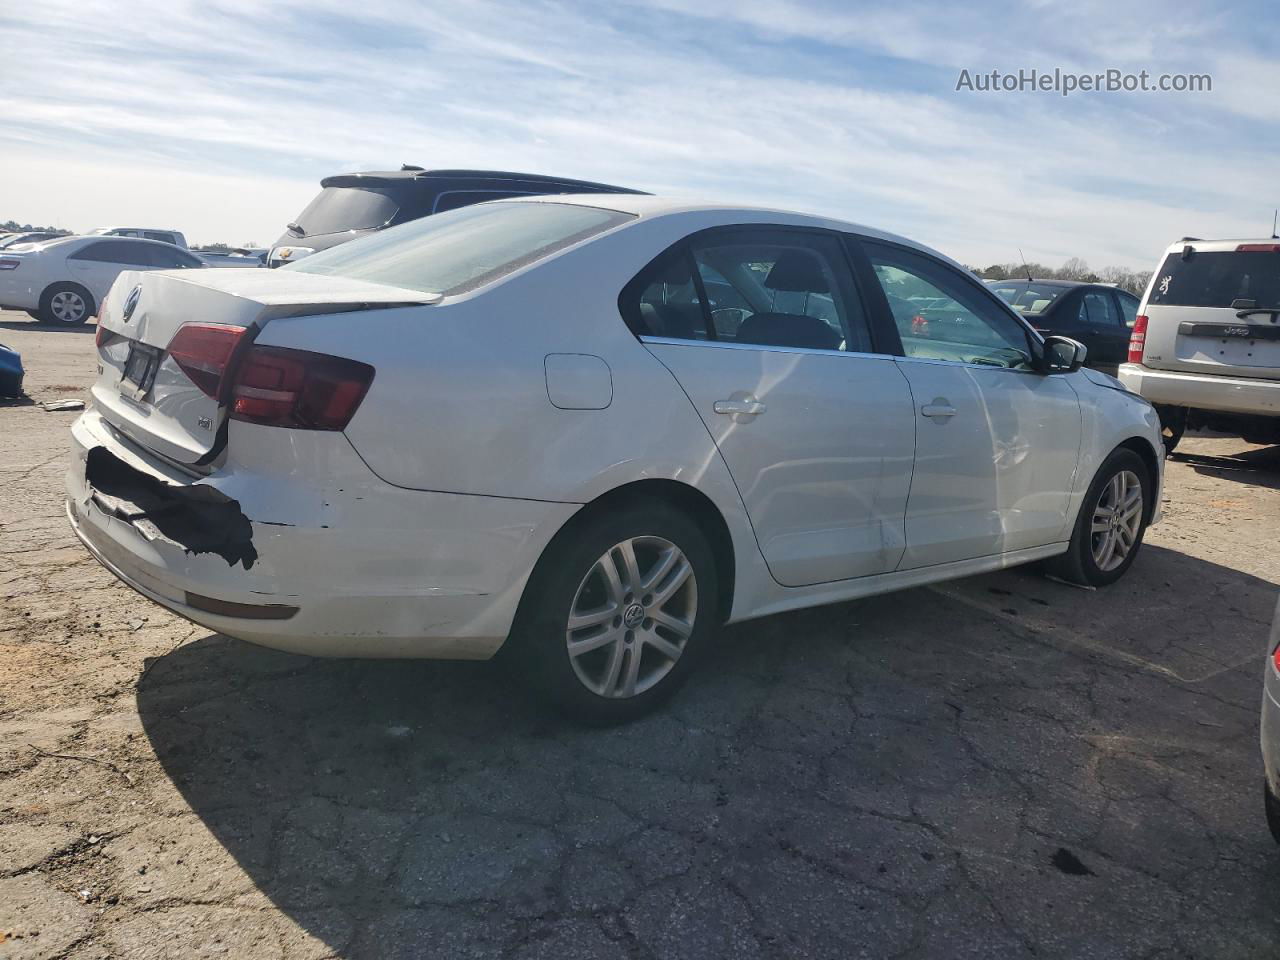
[764,250,830,293]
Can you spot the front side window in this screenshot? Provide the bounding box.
[1079,290,1119,326]
[291,201,634,296]
[864,241,1033,369]
[621,228,871,353]
[146,245,201,268]
[70,240,151,266]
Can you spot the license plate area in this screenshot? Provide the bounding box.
[121,342,161,399]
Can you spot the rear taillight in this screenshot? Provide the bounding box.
[0,258,20,270]
[1127,315,1149,364]
[1273,644,1280,675]
[229,345,374,430]
[166,323,247,398]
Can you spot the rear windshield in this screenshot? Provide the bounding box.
[1148,250,1280,308]
[290,201,635,296]
[986,281,1068,315]
[290,186,402,236]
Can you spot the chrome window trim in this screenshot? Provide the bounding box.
[638,334,896,362]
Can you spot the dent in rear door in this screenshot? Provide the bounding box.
[651,342,916,585]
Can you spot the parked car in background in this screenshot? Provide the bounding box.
[0,236,204,325]
[1119,239,1280,453]
[0,231,67,249]
[69,196,1162,723]
[90,227,189,249]
[0,342,23,397]
[197,247,268,268]
[268,166,644,267]
[986,278,1140,375]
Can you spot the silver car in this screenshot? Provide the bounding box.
[1263,593,1280,842]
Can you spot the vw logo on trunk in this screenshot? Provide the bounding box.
[122,285,142,322]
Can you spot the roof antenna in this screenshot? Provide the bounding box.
[1272,209,1278,239]
[1018,247,1032,282]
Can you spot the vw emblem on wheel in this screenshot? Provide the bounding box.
[622,603,645,629]
[122,285,142,323]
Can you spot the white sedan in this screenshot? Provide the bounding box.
[0,235,205,325]
[66,196,1163,723]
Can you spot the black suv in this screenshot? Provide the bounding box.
[269,167,644,267]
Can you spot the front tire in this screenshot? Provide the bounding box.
[1266,781,1280,845]
[38,283,95,326]
[513,500,719,725]
[1047,448,1150,587]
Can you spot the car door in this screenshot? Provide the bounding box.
[1077,288,1129,370]
[626,226,916,586]
[856,239,1082,569]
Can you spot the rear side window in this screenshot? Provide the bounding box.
[620,228,871,352]
[291,201,634,296]
[70,241,151,266]
[143,231,177,244]
[433,190,534,213]
[1148,250,1280,308]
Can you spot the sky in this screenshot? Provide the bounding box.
[1,0,1276,269]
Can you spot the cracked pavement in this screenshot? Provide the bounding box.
[2,313,1280,959]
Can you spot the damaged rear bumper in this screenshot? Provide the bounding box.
[66,408,579,659]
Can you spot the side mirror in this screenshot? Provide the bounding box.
[1041,335,1087,374]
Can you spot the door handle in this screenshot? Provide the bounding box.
[920,400,956,420]
[714,395,766,417]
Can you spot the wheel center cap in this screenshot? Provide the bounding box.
[623,603,645,629]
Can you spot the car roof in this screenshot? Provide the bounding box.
[985,278,1088,288]
[500,193,962,270]
[1159,237,1280,253]
[319,169,646,194]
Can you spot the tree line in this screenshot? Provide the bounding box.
[970,258,1151,296]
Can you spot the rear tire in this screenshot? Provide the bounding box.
[1046,448,1150,587]
[38,283,94,326]
[512,499,718,725]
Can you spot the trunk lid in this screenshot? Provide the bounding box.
[1141,245,1280,382]
[92,268,439,465]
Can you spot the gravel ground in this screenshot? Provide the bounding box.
[2,311,1279,959]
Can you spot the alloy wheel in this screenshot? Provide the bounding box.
[1090,469,1143,572]
[565,536,697,699]
[50,290,87,323]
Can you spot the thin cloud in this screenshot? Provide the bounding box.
[0,0,1272,264]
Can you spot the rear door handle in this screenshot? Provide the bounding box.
[920,400,956,420]
[714,395,766,417]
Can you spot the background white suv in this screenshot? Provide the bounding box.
[1120,238,1280,452]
